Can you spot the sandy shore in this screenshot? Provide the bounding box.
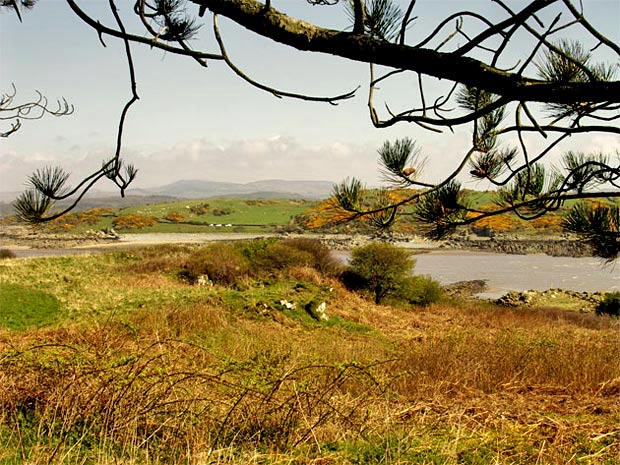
[0,228,279,257]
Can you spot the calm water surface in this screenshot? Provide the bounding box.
[336,250,619,297]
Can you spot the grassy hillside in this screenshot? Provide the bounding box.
[0,195,180,218]
[1,243,619,464]
[0,198,319,234]
[128,198,314,228]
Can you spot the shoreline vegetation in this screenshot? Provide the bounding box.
[0,225,607,312]
[0,240,619,464]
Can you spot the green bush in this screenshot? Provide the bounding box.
[397,275,444,306]
[237,238,341,276]
[213,208,233,216]
[181,238,342,287]
[189,203,210,215]
[348,242,415,304]
[596,292,620,317]
[238,238,279,261]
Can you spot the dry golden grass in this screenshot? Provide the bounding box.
[0,247,619,464]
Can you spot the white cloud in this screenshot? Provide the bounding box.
[0,133,500,193]
[121,136,382,188]
[5,130,616,195]
[0,147,119,193]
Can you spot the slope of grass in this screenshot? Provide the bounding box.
[0,245,619,464]
[134,197,314,224]
[65,198,317,234]
[0,282,62,330]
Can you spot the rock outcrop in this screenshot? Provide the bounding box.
[442,236,592,257]
[496,288,604,312]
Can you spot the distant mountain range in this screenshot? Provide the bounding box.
[0,179,334,217]
[129,179,335,200]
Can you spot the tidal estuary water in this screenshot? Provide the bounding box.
[335,250,619,297]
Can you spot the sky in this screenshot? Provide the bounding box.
[1,0,619,194]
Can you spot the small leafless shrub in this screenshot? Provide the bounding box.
[0,249,16,259]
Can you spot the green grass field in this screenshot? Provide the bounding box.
[56,197,317,234]
[0,283,62,330]
[134,198,313,224]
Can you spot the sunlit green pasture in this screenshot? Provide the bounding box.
[62,197,318,233]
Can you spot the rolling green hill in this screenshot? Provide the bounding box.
[17,197,320,234]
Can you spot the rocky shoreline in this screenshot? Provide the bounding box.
[495,288,604,312]
[443,280,604,313]
[0,226,120,249]
[320,232,593,258]
[440,235,593,257]
[0,226,594,258]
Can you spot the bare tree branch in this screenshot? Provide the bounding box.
[15,0,140,222]
[0,84,74,138]
[212,14,358,103]
[190,0,620,104]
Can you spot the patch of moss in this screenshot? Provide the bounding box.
[0,283,62,330]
